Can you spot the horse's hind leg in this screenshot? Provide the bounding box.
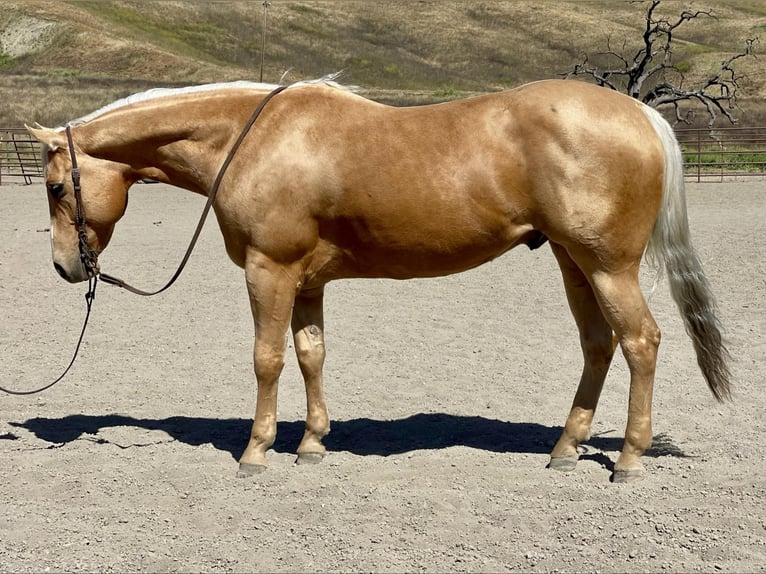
[585,262,661,483]
[548,243,618,472]
[291,287,330,464]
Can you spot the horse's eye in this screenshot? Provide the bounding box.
[47,183,65,199]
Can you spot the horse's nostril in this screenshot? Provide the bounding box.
[53,262,68,280]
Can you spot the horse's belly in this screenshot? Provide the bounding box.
[315,216,535,281]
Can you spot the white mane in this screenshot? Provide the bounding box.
[65,72,351,128]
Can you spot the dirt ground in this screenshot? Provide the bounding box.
[0,179,764,573]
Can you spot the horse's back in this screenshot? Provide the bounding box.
[286,79,665,216]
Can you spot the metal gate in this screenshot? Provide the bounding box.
[0,128,44,185]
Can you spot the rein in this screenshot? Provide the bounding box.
[100,84,287,295]
[0,85,286,396]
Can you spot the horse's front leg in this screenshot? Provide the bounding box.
[237,252,299,477]
[291,286,330,464]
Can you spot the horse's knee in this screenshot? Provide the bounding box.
[254,348,285,381]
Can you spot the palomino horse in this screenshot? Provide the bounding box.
[28,77,730,482]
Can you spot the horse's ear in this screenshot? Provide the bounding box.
[25,124,67,152]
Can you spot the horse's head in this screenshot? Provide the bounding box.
[27,125,131,283]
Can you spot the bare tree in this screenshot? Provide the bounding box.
[563,0,757,126]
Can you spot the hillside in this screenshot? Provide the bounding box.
[1,0,764,126]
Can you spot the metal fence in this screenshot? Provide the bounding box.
[0,128,44,185]
[2,125,765,186]
[675,126,766,182]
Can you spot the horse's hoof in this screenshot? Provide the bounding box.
[296,452,325,465]
[236,462,268,477]
[611,468,643,483]
[547,456,578,472]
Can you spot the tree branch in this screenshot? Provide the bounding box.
[561,0,756,126]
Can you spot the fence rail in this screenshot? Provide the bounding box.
[2,125,765,186]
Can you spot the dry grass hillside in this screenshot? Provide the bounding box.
[1,0,764,126]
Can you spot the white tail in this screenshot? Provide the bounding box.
[641,105,732,401]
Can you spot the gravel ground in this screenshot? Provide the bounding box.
[1,180,764,573]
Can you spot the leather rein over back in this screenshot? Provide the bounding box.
[70,84,287,296]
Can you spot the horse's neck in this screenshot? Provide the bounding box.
[79,100,248,194]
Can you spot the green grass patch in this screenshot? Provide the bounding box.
[68,1,253,66]
[47,67,83,78]
[287,21,332,38]
[682,146,766,172]
[433,85,463,99]
[288,4,323,16]
[383,64,400,76]
[466,5,505,27]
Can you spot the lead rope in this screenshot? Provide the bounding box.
[0,275,97,395]
[0,85,287,395]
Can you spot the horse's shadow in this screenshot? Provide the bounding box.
[7,413,688,471]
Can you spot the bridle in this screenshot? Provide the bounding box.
[65,124,100,279]
[0,85,287,395]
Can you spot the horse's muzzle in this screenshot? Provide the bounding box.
[53,260,93,283]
